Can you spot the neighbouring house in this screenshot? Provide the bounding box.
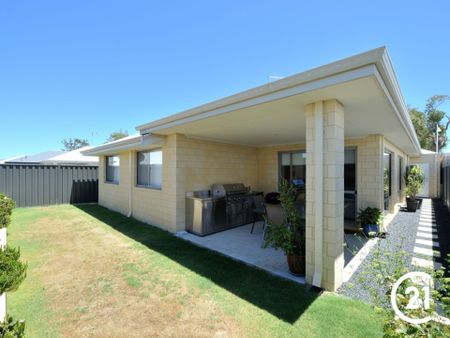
[40,147,98,165]
[1,150,65,164]
[1,147,98,166]
[83,47,441,291]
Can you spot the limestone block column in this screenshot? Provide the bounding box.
[305,99,345,291]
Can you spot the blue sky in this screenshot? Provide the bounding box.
[1,1,449,159]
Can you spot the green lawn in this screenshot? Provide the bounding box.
[8,204,384,337]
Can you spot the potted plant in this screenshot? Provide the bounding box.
[356,207,383,237]
[263,179,305,276]
[404,165,424,212]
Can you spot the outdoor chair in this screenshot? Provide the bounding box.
[250,193,266,234]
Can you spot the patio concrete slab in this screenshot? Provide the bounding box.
[177,222,361,286]
[177,223,306,284]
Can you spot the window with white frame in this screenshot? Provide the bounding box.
[105,155,120,183]
[137,149,162,189]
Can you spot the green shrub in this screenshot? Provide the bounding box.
[356,207,383,227]
[359,241,450,337]
[404,165,424,201]
[0,246,27,294]
[0,315,25,338]
[0,194,15,229]
[263,178,305,256]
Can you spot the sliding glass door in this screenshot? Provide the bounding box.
[344,148,357,225]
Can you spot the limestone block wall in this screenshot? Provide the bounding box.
[305,99,345,291]
[383,138,409,211]
[131,134,178,232]
[346,135,384,212]
[174,134,259,230]
[98,153,130,216]
[98,135,179,232]
[257,143,305,194]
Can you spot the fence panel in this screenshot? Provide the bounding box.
[443,163,450,210]
[0,164,98,207]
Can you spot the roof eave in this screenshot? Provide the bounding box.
[82,134,166,156]
[135,46,420,155]
[136,46,387,133]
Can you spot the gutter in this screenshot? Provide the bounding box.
[82,134,166,156]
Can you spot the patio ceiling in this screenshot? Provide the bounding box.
[138,47,421,155]
[147,76,409,149]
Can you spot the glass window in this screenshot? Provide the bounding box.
[344,149,356,191]
[105,155,120,183]
[398,156,403,191]
[279,151,306,188]
[137,149,162,189]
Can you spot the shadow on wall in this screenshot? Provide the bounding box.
[70,180,98,204]
[433,199,450,275]
[74,204,319,324]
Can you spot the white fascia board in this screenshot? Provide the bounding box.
[139,65,376,134]
[136,47,387,133]
[374,50,421,154]
[82,134,166,156]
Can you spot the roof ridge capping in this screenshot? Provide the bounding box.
[135,46,388,133]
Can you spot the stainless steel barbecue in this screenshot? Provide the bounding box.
[185,183,259,236]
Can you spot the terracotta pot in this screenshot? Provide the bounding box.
[287,254,305,276]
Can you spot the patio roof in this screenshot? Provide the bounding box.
[135,47,420,155]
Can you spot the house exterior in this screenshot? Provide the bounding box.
[40,146,98,165]
[83,47,432,291]
[1,147,98,166]
[1,150,65,164]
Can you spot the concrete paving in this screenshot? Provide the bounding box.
[177,223,306,284]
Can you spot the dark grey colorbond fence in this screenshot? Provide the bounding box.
[0,164,98,207]
[443,163,450,210]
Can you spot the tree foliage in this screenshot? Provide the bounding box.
[61,138,90,151]
[106,129,129,143]
[0,246,27,294]
[0,194,15,229]
[409,95,450,151]
[0,315,26,338]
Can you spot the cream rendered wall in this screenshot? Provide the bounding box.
[410,154,440,198]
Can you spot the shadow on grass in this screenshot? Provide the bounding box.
[75,204,318,324]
